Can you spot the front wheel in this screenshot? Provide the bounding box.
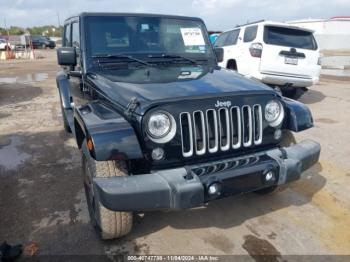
[82,140,133,239]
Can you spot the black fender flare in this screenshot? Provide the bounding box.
[56,71,71,109]
[283,97,314,132]
[74,101,143,161]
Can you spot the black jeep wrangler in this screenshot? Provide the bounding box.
[56,13,321,239]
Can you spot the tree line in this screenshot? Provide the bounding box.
[0,25,63,37]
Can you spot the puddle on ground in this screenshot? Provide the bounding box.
[0,73,48,84]
[0,136,30,171]
[242,234,281,262]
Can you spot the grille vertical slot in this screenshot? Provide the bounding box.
[206,109,218,153]
[242,105,253,147]
[230,106,241,149]
[253,105,263,145]
[180,112,193,157]
[193,110,206,155]
[218,108,230,151]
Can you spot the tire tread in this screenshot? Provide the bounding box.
[83,142,132,240]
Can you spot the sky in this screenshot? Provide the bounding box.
[1,0,350,30]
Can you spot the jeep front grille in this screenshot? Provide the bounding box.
[180,105,263,157]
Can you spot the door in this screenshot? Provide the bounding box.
[236,25,260,76]
[259,25,320,78]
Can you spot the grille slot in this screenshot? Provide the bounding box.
[230,106,241,149]
[180,112,193,157]
[218,108,230,151]
[206,109,219,153]
[180,104,263,157]
[193,111,206,155]
[253,105,263,145]
[242,105,253,147]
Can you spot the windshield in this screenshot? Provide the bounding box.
[85,15,215,61]
[264,26,317,50]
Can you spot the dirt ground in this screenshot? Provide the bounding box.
[0,50,350,259]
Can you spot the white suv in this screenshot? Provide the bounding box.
[215,20,321,98]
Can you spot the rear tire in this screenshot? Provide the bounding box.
[59,93,71,133]
[82,140,133,240]
[281,87,307,99]
[227,60,237,71]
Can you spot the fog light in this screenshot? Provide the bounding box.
[265,171,275,182]
[208,183,221,196]
[151,147,164,160]
[274,129,282,140]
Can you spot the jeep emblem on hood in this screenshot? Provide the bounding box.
[215,100,232,108]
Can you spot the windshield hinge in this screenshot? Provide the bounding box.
[125,97,140,116]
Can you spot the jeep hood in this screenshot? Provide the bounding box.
[88,65,276,115]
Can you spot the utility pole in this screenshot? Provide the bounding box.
[4,18,11,59]
[57,11,61,27]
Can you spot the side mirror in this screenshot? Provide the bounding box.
[214,47,224,63]
[57,47,76,66]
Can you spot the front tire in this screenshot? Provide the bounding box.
[82,140,133,239]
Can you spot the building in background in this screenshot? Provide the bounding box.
[288,17,350,51]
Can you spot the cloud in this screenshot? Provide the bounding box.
[0,0,349,30]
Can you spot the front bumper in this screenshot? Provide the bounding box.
[93,140,320,212]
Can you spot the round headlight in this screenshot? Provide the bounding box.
[147,112,171,138]
[265,100,284,127]
[146,111,176,143]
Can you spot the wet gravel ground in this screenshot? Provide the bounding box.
[0,50,350,259]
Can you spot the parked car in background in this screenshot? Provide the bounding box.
[31,36,56,49]
[0,39,15,50]
[215,20,321,98]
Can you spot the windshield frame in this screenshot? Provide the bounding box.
[83,14,217,65]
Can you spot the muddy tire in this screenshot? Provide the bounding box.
[82,140,133,240]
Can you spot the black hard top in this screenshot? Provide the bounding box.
[64,12,203,22]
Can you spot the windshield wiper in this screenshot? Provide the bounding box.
[147,53,199,65]
[92,54,154,67]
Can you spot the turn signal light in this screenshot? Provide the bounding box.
[87,138,94,151]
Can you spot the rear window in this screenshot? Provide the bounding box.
[264,26,317,50]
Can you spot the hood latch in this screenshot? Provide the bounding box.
[125,97,140,117]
